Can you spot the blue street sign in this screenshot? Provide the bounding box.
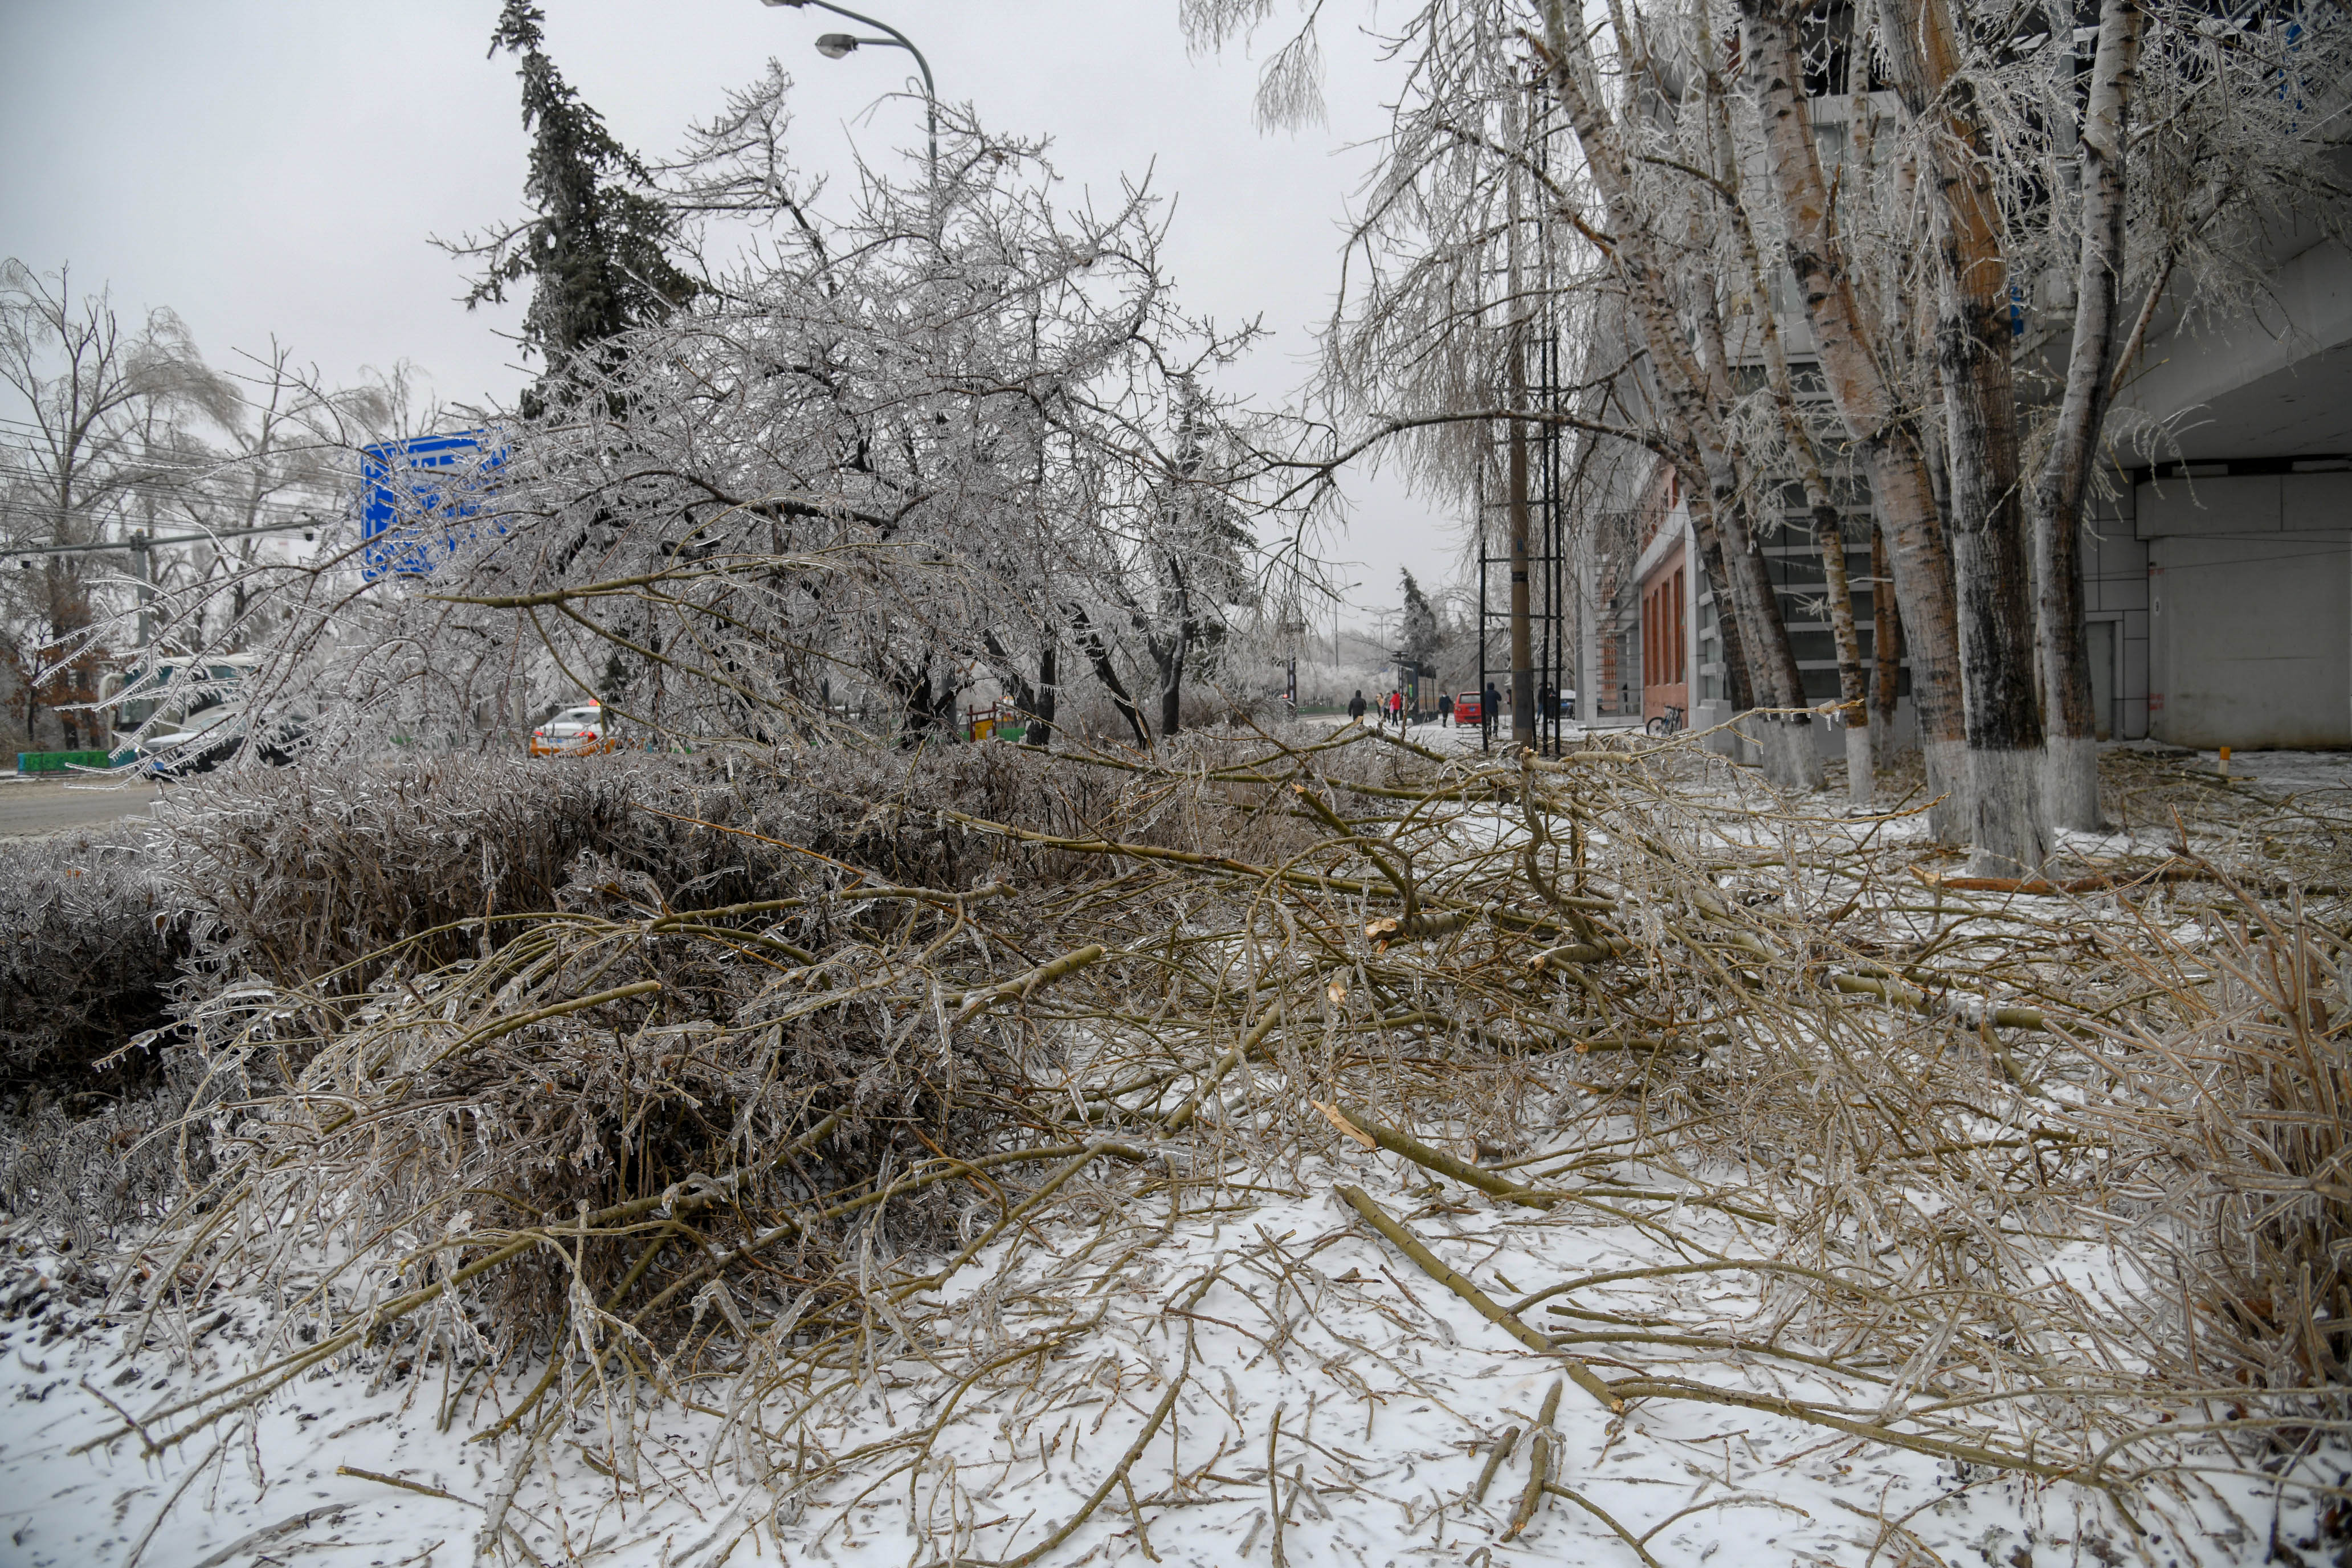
[360,431,507,579]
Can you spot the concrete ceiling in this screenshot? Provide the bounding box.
[2113,239,2352,463]
[2125,340,2352,462]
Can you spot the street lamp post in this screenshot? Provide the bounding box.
[760,0,937,180]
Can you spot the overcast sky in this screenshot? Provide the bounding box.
[0,1,1468,629]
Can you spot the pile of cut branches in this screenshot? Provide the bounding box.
[53,724,2352,1561]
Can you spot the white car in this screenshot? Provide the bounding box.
[131,704,309,775]
[530,704,612,757]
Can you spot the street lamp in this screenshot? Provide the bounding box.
[760,0,937,180]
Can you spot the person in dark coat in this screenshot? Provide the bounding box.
[1438,691,1453,728]
[1348,690,1367,723]
[1484,681,1501,741]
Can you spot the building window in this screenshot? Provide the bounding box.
[1672,570,1686,684]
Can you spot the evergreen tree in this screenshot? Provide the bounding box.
[1398,569,1440,679]
[466,2,697,377]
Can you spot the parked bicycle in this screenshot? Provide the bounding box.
[1645,704,1685,738]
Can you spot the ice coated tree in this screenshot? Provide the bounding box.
[459,1,697,379]
[1189,0,2350,860]
[1398,569,1440,688]
[125,89,1276,761]
[0,263,236,751]
[1189,0,1827,790]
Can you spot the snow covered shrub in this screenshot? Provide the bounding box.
[104,729,1356,1429]
[0,826,176,1088]
[0,1079,202,1253]
[149,755,704,1001]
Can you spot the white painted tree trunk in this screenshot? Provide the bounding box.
[1924,738,1970,845]
[1845,720,1873,808]
[2031,0,2143,832]
[1737,0,1969,839]
[1968,747,2052,876]
[1879,0,2051,869]
[1761,717,1823,794]
[2044,735,2101,841]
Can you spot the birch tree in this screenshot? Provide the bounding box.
[1194,0,2349,856]
[1699,55,1875,805]
[2028,0,2346,826]
[2031,0,2143,830]
[1875,0,2051,871]
[1200,0,1825,786]
[1735,0,1973,842]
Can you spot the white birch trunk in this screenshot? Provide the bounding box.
[1736,0,1969,840]
[2033,0,2145,831]
[1876,0,2051,872]
[1535,2,1815,791]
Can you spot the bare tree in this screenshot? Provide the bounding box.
[0,262,235,750]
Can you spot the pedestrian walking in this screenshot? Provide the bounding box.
[1438,691,1453,728]
[1484,680,1501,742]
[1348,689,1367,725]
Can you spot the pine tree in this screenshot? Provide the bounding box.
[467,2,697,379]
[1398,569,1441,680]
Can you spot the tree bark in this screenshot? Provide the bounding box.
[1871,518,1904,752]
[2032,0,2145,831]
[896,655,952,745]
[1736,0,1973,839]
[982,627,1056,749]
[1068,603,1149,749]
[1875,0,2050,872]
[1691,304,1822,789]
[1689,493,1755,714]
[1029,640,1056,749]
[1158,607,1187,741]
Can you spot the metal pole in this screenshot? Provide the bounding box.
[132,530,153,649]
[1505,89,1534,750]
[1477,535,1489,753]
[775,0,938,181]
[4,514,317,564]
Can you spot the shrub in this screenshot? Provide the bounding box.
[0,826,174,1089]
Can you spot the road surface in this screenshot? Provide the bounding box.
[0,775,162,839]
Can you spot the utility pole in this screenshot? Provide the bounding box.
[130,529,153,650]
[1505,103,1534,747]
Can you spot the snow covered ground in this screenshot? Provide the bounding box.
[2195,747,2352,799]
[0,1143,2306,1567]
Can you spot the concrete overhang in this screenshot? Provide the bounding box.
[2116,238,2352,462]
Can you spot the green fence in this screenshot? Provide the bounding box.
[16,749,117,774]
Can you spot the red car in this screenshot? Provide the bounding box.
[1453,690,1483,725]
